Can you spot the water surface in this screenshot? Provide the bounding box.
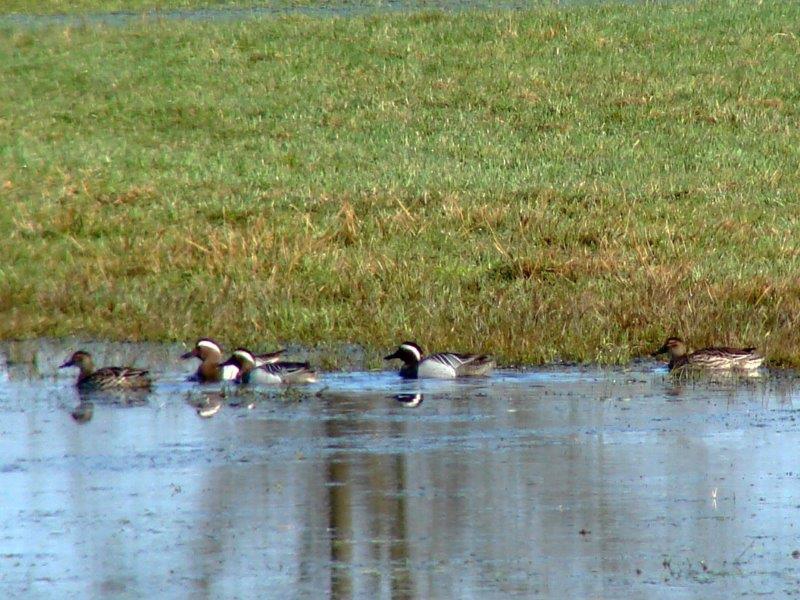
[2,340,800,597]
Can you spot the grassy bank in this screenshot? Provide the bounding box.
[3,1,800,366]
[1,0,463,16]
[1,0,283,15]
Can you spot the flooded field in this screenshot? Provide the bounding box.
[2,340,800,597]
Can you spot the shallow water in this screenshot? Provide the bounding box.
[2,340,800,598]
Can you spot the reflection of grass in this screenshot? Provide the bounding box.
[669,366,764,385]
[3,2,800,367]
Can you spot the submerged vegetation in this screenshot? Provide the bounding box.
[2,1,800,366]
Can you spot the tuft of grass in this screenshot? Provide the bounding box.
[2,1,800,367]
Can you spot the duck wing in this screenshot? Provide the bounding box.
[425,353,468,368]
[91,366,149,379]
[254,361,317,384]
[427,353,495,377]
[86,366,151,389]
[688,347,764,371]
[260,361,311,374]
[254,349,287,366]
[703,346,759,357]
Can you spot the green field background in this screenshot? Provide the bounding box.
[2,1,799,366]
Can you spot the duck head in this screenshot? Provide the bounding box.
[181,338,224,362]
[651,337,687,359]
[60,350,94,375]
[220,348,257,378]
[384,342,424,365]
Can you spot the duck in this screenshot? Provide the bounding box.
[59,350,152,391]
[651,337,764,372]
[384,341,495,379]
[220,348,317,385]
[180,338,240,382]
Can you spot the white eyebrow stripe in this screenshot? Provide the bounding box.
[233,350,255,365]
[198,340,221,353]
[400,343,422,362]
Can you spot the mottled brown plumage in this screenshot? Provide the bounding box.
[60,351,151,391]
[652,337,764,373]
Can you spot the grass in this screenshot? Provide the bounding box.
[0,0,296,15]
[2,1,800,367]
[1,0,472,16]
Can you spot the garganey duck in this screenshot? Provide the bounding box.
[181,338,240,382]
[651,337,764,373]
[221,348,317,385]
[181,338,286,382]
[59,350,152,391]
[384,341,495,379]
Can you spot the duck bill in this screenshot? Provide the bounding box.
[180,350,197,360]
[651,345,668,357]
[384,350,401,361]
[58,360,74,369]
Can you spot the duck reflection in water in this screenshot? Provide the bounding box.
[394,393,423,408]
[70,401,94,423]
[185,390,226,418]
[197,397,223,418]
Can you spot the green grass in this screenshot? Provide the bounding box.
[1,0,461,16]
[0,0,290,15]
[3,1,800,367]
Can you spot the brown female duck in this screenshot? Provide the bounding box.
[60,351,151,391]
[652,337,764,373]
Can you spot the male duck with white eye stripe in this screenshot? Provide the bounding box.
[221,348,318,385]
[180,338,240,383]
[384,341,495,379]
